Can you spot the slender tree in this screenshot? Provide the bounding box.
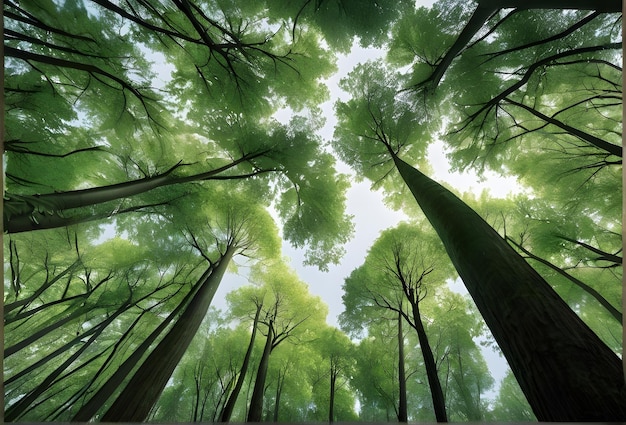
[244,261,326,421]
[341,223,453,421]
[220,300,263,422]
[396,313,408,423]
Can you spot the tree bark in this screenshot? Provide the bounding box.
[410,301,448,422]
[508,237,622,322]
[392,153,626,421]
[247,322,274,422]
[220,303,263,422]
[4,150,267,233]
[397,312,408,423]
[100,244,235,422]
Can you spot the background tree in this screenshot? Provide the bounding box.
[219,289,265,422]
[229,260,328,422]
[490,371,536,421]
[350,326,401,421]
[341,222,493,421]
[308,326,357,423]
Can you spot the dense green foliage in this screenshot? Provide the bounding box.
[4,0,621,422]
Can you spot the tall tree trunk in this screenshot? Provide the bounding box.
[508,237,622,322]
[221,303,263,422]
[273,369,285,422]
[397,312,408,423]
[5,151,267,233]
[71,265,212,422]
[101,244,236,422]
[410,301,447,422]
[392,153,626,420]
[247,323,274,422]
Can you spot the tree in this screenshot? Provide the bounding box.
[342,222,451,421]
[333,61,626,420]
[242,260,327,421]
[389,1,622,338]
[309,327,357,423]
[347,320,421,421]
[341,222,493,421]
[428,292,494,421]
[388,1,621,316]
[491,371,536,421]
[219,295,264,422]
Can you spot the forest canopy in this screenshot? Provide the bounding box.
[3,0,623,422]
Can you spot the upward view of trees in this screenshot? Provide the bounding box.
[3,0,623,422]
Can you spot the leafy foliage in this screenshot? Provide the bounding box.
[4,0,622,421]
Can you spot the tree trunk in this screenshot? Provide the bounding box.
[424,0,619,88]
[397,312,408,423]
[273,369,285,422]
[221,303,263,422]
[5,151,267,233]
[247,322,274,422]
[72,265,212,421]
[329,359,337,423]
[392,153,626,420]
[410,301,447,422]
[101,244,235,422]
[508,237,622,322]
